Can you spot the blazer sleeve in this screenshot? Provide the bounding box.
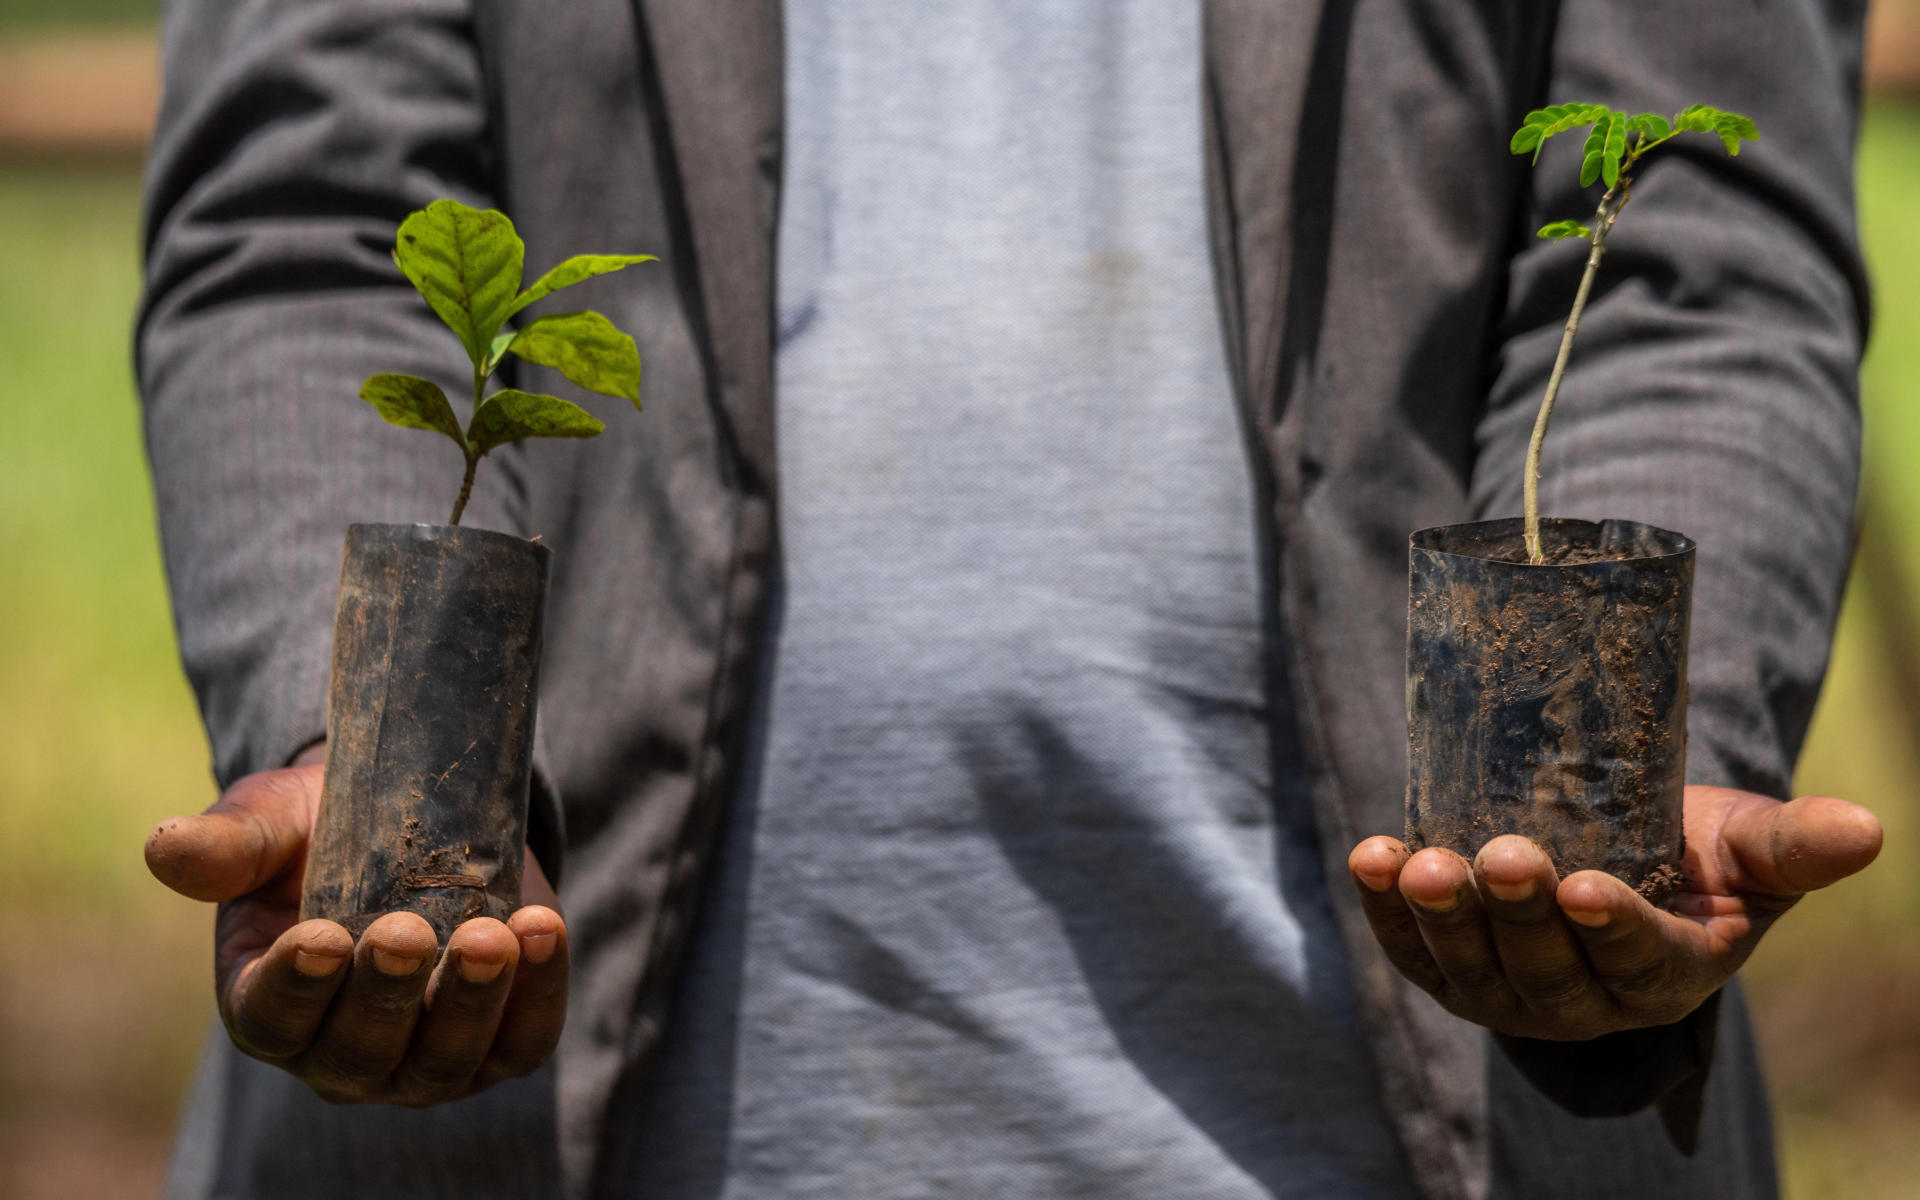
[137,0,565,879]
[1469,0,1870,1134]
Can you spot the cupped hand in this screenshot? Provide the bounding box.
[144,756,569,1105]
[1348,786,1881,1041]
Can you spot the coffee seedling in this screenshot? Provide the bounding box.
[361,199,655,524]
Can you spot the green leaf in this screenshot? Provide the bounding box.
[1711,110,1759,155]
[1575,110,1628,188]
[1673,104,1715,134]
[1536,220,1593,240]
[1579,123,1605,187]
[1672,104,1759,154]
[1510,102,1608,162]
[507,253,657,319]
[1627,112,1671,141]
[393,200,525,370]
[483,328,518,377]
[359,373,466,454]
[1603,109,1628,187]
[503,310,643,407]
[467,388,606,456]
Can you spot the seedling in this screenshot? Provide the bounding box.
[1510,103,1758,564]
[362,199,655,524]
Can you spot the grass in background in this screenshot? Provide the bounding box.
[0,103,1915,1200]
[0,0,155,30]
[1758,97,1920,1200]
[0,161,213,1198]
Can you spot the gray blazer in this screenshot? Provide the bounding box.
[140,1,1866,1197]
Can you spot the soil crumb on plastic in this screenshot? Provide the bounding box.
[1635,862,1685,909]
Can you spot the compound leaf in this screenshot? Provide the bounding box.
[360,373,466,454]
[1602,108,1628,187]
[1673,104,1759,155]
[1536,219,1594,240]
[468,388,606,456]
[1712,109,1759,155]
[1627,112,1671,141]
[1575,110,1628,188]
[392,200,525,370]
[1579,123,1606,187]
[502,311,641,406]
[1510,101,1609,162]
[508,254,657,319]
[1673,104,1714,133]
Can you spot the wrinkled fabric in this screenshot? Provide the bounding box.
[140,1,1864,1196]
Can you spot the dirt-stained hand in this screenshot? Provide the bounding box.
[1347,786,1881,1040]
[143,753,568,1105]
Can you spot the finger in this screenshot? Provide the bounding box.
[391,918,520,1101]
[1557,869,1698,1016]
[145,765,324,902]
[1472,836,1595,1011]
[220,918,353,1060]
[1721,794,1883,899]
[1399,847,1509,1002]
[299,912,437,1092]
[477,906,570,1086]
[1349,837,1445,994]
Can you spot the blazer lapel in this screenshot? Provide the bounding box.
[1204,5,1491,1198]
[631,0,783,498]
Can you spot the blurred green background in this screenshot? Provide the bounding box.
[2,5,1917,1199]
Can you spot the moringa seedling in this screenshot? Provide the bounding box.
[361,198,655,525]
[1510,103,1758,564]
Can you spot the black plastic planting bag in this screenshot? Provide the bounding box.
[302,523,549,940]
[1405,517,1693,903]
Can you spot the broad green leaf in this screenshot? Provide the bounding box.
[393,200,525,370]
[467,388,606,456]
[507,253,657,319]
[1536,220,1593,240]
[1627,112,1671,141]
[359,373,466,454]
[1510,101,1608,162]
[503,310,642,407]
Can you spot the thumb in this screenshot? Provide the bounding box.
[145,764,324,902]
[1722,793,1883,899]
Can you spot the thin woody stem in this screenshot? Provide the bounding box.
[449,450,478,525]
[449,367,485,526]
[1522,174,1633,564]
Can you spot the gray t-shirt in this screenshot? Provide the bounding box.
[619,2,1413,1195]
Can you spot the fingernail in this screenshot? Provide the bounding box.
[1485,878,1535,903]
[293,950,345,978]
[1414,892,1458,914]
[371,948,424,977]
[1354,869,1394,893]
[457,955,506,985]
[1565,908,1611,928]
[521,932,557,965]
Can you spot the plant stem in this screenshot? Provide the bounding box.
[449,367,486,526]
[1522,176,1632,564]
[449,451,478,525]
